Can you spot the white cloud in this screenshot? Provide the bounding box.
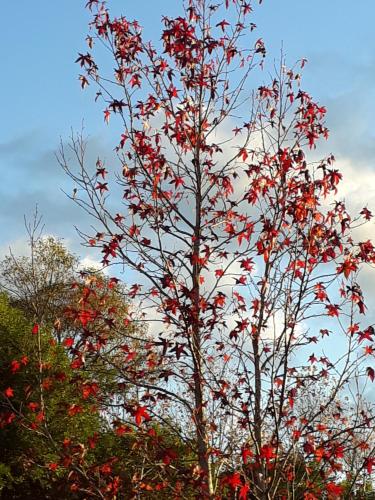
[338,158,375,213]
[0,237,29,260]
[78,255,107,273]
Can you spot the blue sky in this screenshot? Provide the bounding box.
[1,0,375,259]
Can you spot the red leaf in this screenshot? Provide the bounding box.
[367,367,375,382]
[170,176,185,188]
[216,19,230,32]
[308,353,317,364]
[365,457,375,474]
[82,382,99,400]
[239,483,250,499]
[129,74,141,88]
[28,402,39,412]
[260,444,275,463]
[115,425,131,436]
[360,207,372,220]
[79,75,89,89]
[10,360,21,374]
[95,182,108,195]
[239,148,248,162]
[63,337,74,348]
[103,109,111,124]
[226,472,242,489]
[241,447,253,464]
[4,387,14,398]
[337,257,358,279]
[68,404,83,416]
[134,406,150,426]
[100,463,112,475]
[32,324,39,335]
[326,304,340,317]
[21,355,29,366]
[326,482,343,496]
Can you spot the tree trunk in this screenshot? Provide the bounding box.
[191,162,214,496]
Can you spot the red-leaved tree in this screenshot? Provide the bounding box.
[55,0,375,497]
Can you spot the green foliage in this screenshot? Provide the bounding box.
[0,236,77,327]
[0,293,101,498]
[0,237,190,498]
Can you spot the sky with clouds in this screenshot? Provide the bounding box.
[1,0,375,266]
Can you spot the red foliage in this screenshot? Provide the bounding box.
[6,0,375,498]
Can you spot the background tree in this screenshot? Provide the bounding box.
[0,213,147,400]
[0,292,103,499]
[0,211,77,342]
[0,288,194,500]
[1,218,187,498]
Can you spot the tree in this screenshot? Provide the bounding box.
[0,288,194,499]
[0,292,103,498]
[1,219,169,498]
[55,0,375,497]
[0,211,78,343]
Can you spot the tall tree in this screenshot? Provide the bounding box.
[57,0,375,497]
